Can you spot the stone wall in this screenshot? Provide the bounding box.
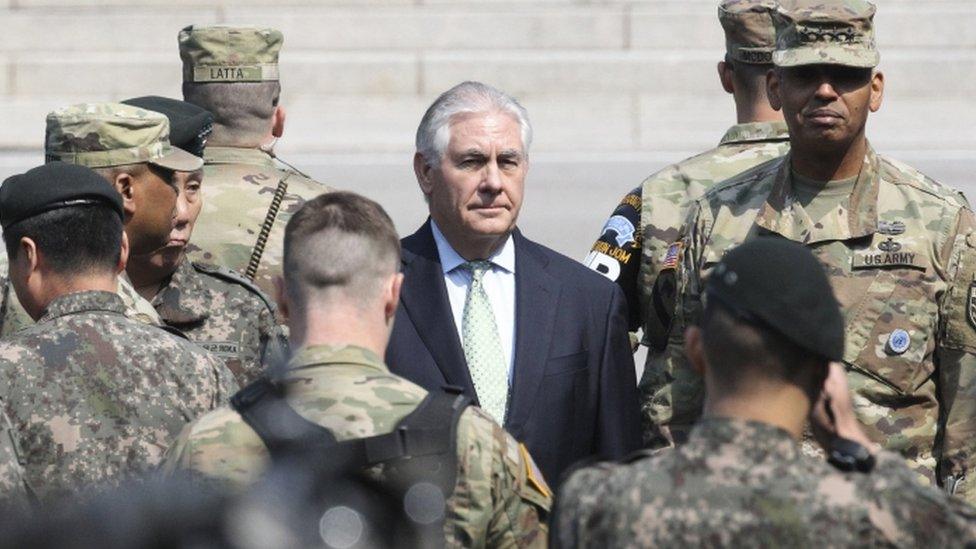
[0,0,973,158]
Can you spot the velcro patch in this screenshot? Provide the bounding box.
[661,242,683,271]
[851,250,926,270]
[519,443,551,499]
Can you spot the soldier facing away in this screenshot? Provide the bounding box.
[178,25,333,297]
[163,192,551,547]
[586,0,789,372]
[121,95,288,386]
[643,0,976,502]
[554,238,976,547]
[0,162,236,501]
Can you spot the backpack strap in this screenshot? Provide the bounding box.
[230,376,339,461]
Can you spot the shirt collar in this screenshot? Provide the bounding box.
[430,219,515,275]
[39,290,127,323]
[756,145,880,244]
[687,416,800,462]
[719,121,790,146]
[203,146,276,168]
[287,344,388,373]
[152,260,212,325]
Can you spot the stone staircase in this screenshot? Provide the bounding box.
[0,0,973,157]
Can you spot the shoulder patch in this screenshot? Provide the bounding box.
[192,261,277,314]
[519,443,551,500]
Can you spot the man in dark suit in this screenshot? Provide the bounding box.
[386,81,642,485]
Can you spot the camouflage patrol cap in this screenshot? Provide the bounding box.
[718,0,778,65]
[772,0,880,68]
[45,103,203,171]
[706,237,845,362]
[179,25,282,83]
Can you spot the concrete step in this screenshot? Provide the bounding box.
[3,93,972,154]
[7,48,972,98]
[2,2,973,51]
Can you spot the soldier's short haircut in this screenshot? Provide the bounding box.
[2,204,124,276]
[701,299,826,394]
[182,81,280,146]
[726,55,773,102]
[283,191,400,310]
[415,81,533,168]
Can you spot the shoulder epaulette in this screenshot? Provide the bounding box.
[700,157,780,202]
[879,155,969,209]
[191,261,278,313]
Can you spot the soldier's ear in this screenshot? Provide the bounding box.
[113,172,137,217]
[116,231,129,275]
[717,61,735,95]
[18,237,39,276]
[868,70,884,113]
[766,69,783,111]
[273,275,290,321]
[385,273,404,323]
[272,106,286,138]
[684,326,706,377]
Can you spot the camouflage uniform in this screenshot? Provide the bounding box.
[642,1,976,502]
[152,258,286,385]
[163,344,551,547]
[0,252,161,336]
[178,25,332,296]
[585,1,788,339]
[554,417,976,548]
[0,406,28,506]
[0,291,237,500]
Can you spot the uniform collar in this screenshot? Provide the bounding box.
[204,146,276,168]
[719,121,790,146]
[38,290,126,323]
[430,219,516,275]
[287,344,388,374]
[152,259,212,325]
[756,145,880,244]
[687,416,800,462]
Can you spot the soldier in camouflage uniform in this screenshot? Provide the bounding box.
[555,239,976,547]
[163,192,550,547]
[0,162,236,501]
[643,0,976,502]
[586,0,789,353]
[0,102,202,337]
[178,25,333,297]
[121,96,287,385]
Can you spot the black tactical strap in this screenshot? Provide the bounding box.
[245,172,292,281]
[232,379,470,478]
[230,376,339,462]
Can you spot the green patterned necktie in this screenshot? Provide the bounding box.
[461,260,508,424]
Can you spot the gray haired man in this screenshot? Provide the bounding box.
[384,81,642,485]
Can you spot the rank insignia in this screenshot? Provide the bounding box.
[969,283,976,331]
[662,242,683,271]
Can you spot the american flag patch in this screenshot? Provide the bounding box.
[662,242,683,270]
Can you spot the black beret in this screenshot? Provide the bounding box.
[705,237,844,362]
[0,162,124,230]
[121,96,213,158]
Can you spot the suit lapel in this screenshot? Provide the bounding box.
[399,221,476,397]
[507,231,559,431]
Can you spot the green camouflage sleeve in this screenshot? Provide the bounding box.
[638,201,710,448]
[447,407,550,548]
[0,404,29,508]
[551,463,619,548]
[936,207,976,503]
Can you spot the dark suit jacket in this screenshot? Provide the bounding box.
[386,221,642,485]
